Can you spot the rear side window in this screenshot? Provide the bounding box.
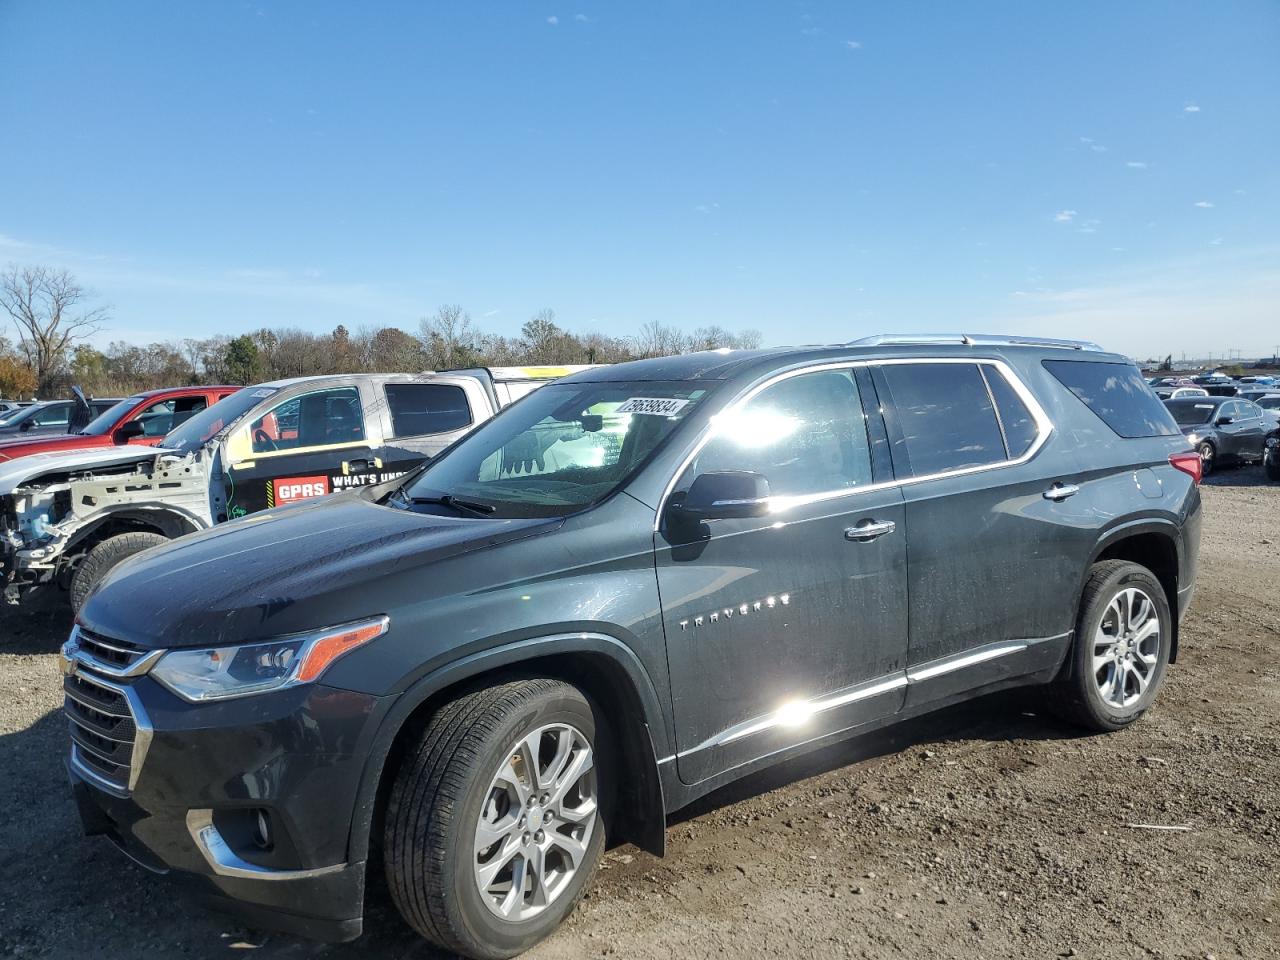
[1043,360,1180,438]
[879,363,1007,475]
[385,383,472,438]
[981,366,1039,458]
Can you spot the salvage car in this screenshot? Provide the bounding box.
[62,335,1201,959]
[2,366,588,608]
[0,385,239,463]
[1164,395,1269,474]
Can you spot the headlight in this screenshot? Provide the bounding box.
[150,615,389,702]
[1185,432,1200,445]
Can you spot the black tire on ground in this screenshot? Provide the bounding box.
[384,679,608,960]
[69,531,171,613]
[1050,559,1173,733]
[1266,449,1280,482]
[1197,440,1216,475]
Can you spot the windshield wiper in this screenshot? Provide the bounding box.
[406,494,497,516]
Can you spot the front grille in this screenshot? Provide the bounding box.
[64,668,140,794]
[76,628,151,671]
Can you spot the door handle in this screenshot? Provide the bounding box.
[342,459,371,474]
[845,519,897,542]
[1043,482,1080,501]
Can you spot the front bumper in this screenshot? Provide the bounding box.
[66,674,397,941]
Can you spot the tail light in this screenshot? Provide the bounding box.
[1169,451,1202,485]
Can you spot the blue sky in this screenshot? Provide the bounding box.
[1,1,1277,360]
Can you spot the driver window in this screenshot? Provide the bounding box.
[685,368,873,499]
[249,387,365,454]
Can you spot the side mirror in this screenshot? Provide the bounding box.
[670,471,772,522]
[115,420,146,444]
[1215,416,1234,426]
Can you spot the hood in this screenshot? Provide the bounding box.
[78,492,563,649]
[0,445,171,495]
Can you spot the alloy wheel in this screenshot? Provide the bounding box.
[473,723,598,921]
[1092,587,1161,709]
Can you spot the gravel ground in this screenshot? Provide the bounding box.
[2,469,1277,960]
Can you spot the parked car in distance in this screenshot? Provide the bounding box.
[0,397,121,439]
[1,366,592,608]
[1191,375,1243,397]
[0,386,240,464]
[0,399,34,415]
[1154,385,1209,400]
[1164,395,1269,474]
[63,335,1201,959]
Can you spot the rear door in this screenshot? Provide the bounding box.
[377,378,485,472]
[871,359,1074,705]
[1233,401,1267,459]
[221,381,383,517]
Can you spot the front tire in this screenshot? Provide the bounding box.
[1051,560,1172,732]
[1196,440,1216,475]
[69,531,171,613]
[384,679,607,960]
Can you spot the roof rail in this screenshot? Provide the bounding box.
[847,333,1106,352]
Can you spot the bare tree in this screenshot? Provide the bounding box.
[419,305,480,369]
[0,265,108,395]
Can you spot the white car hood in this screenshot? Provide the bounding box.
[0,446,178,496]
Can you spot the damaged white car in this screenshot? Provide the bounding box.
[2,367,582,610]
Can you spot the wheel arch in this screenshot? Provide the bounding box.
[63,505,204,556]
[1086,520,1182,664]
[347,632,670,873]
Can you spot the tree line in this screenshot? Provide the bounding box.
[0,264,761,398]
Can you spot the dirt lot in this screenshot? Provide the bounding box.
[2,469,1277,960]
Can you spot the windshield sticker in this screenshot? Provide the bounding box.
[251,388,277,398]
[616,397,690,417]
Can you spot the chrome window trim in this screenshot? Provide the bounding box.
[654,356,1054,531]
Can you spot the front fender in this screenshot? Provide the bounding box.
[343,631,670,868]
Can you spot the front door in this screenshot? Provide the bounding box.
[222,382,382,517]
[656,366,908,785]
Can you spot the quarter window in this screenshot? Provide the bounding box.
[687,368,873,498]
[1043,360,1180,438]
[981,366,1039,458]
[879,363,1008,475]
[249,387,365,454]
[384,383,472,438]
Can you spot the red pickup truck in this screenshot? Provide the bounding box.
[0,385,239,463]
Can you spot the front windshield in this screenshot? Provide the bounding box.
[80,396,144,436]
[1166,401,1217,426]
[161,387,274,455]
[401,380,710,518]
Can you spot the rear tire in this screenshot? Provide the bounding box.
[384,679,607,960]
[1266,443,1280,481]
[1050,560,1172,733]
[69,531,170,613]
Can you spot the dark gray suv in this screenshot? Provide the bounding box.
[62,335,1202,959]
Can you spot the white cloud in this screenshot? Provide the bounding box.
[1184,103,1201,112]
[1210,237,1224,246]
[1054,210,1077,223]
[546,15,558,25]
[482,308,501,318]
[846,40,862,49]
[1090,144,1108,153]
[1194,200,1214,208]
[1126,161,1148,169]
[573,13,588,21]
